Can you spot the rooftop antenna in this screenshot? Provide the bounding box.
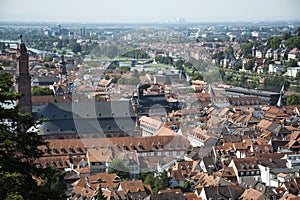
[20,33,23,43]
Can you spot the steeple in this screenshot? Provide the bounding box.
[208,84,216,101]
[276,85,285,107]
[15,34,32,113]
[276,94,282,107]
[59,55,67,82]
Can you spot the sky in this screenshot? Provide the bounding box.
[0,0,299,23]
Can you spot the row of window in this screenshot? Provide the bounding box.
[239,170,260,176]
[139,150,184,157]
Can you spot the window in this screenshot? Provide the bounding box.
[130,182,135,186]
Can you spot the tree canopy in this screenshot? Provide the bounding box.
[108,159,129,180]
[0,72,66,199]
[287,94,300,106]
[32,86,54,96]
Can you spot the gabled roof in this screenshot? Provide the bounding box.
[256,119,272,130]
[230,158,259,171]
[257,159,287,169]
[118,180,145,193]
[87,148,113,163]
[240,188,264,200]
[153,126,177,136]
[139,115,162,130]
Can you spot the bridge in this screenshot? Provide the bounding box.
[83,58,153,66]
[83,58,152,62]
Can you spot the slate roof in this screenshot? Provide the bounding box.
[35,100,137,135]
[202,185,244,200]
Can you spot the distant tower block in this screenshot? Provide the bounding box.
[59,55,67,82]
[15,34,32,113]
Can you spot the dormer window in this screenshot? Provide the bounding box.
[152,142,157,149]
[45,148,51,154]
[36,163,42,168]
[130,143,136,150]
[138,143,144,150]
[52,148,59,154]
[123,143,128,150]
[97,178,103,183]
[69,147,75,153]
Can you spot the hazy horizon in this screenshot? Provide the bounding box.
[1,0,299,23]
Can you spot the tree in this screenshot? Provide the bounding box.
[44,55,53,62]
[270,36,281,50]
[96,184,107,200]
[32,86,54,96]
[295,26,300,36]
[175,59,184,70]
[0,72,45,199]
[181,181,192,192]
[144,173,155,186]
[0,72,66,199]
[296,71,300,81]
[190,72,203,82]
[241,43,254,58]
[56,39,63,49]
[39,166,66,200]
[225,45,234,55]
[244,58,255,71]
[151,170,170,194]
[285,36,300,49]
[264,74,289,89]
[287,94,300,106]
[281,32,292,41]
[68,40,81,54]
[164,76,171,85]
[218,68,226,79]
[159,170,170,190]
[108,159,129,180]
[286,59,298,67]
[122,49,149,59]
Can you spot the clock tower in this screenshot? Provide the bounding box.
[15,34,32,113]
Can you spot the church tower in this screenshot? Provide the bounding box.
[58,55,67,82]
[15,34,32,113]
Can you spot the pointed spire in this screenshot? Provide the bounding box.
[295,107,300,116]
[280,84,285,95]
[17,34,28,57]
[208,84,215,99]
[276,94,282,107]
